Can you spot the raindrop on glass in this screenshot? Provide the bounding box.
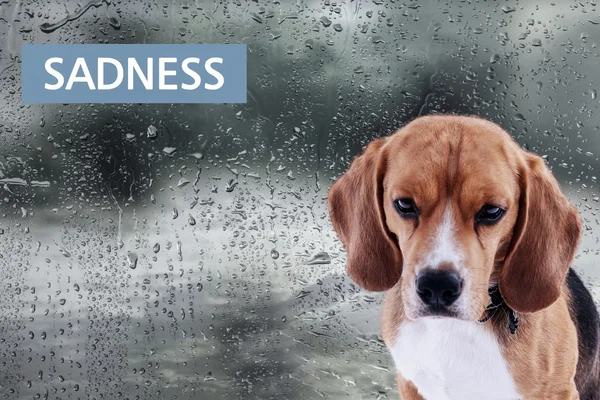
[127,252,138,269]
[305,252,332,265]
[147,125,158,139]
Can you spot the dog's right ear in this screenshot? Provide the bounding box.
[328,138,403,291]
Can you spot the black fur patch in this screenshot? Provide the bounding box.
[566,268,600,399]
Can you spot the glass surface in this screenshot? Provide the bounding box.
[0,1,598,399]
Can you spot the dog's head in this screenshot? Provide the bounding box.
[328,115,582,320]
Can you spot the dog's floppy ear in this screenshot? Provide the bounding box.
[500,153,582,313]
[328,138,402,291]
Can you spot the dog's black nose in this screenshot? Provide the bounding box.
[416,270,462,307]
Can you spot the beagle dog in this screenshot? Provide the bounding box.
[328,115,600,399]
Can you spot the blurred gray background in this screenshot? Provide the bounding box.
[0,0,599,399]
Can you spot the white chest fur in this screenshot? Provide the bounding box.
[390,318,521,400]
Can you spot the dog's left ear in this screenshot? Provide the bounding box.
[328,138,403,291]
[500,152,582,313]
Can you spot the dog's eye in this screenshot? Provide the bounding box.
[476,205,505,225]
[394,198,418,218]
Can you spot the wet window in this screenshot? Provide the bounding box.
[0,1,598,399]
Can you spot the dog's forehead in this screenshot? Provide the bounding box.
[383,117,519,201]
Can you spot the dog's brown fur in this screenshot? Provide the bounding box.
[329,115,592,398]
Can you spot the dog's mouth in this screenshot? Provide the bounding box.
[405,303,467,321]
[417,305,461,319]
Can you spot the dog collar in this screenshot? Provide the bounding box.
[476,285,519,334]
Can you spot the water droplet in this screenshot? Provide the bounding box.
[225,180,238,192]
[270,249,280,259]
[172,208,179,219]
[320,16,331,27]
[177,178,190,188]
[252,13,263,23]
[188,215,196,225]
[108,17,121,30]
[147,125,158,139]
[55,242,71,258]
[31,180,50,188]
[163,147,177,156]
[153,243,160,253]
[305,252,331,265]
[204,371,215,381]
[513,113,526,122]
[333,24,343,32]
[296,290,312,299]
[127,252,138,269]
